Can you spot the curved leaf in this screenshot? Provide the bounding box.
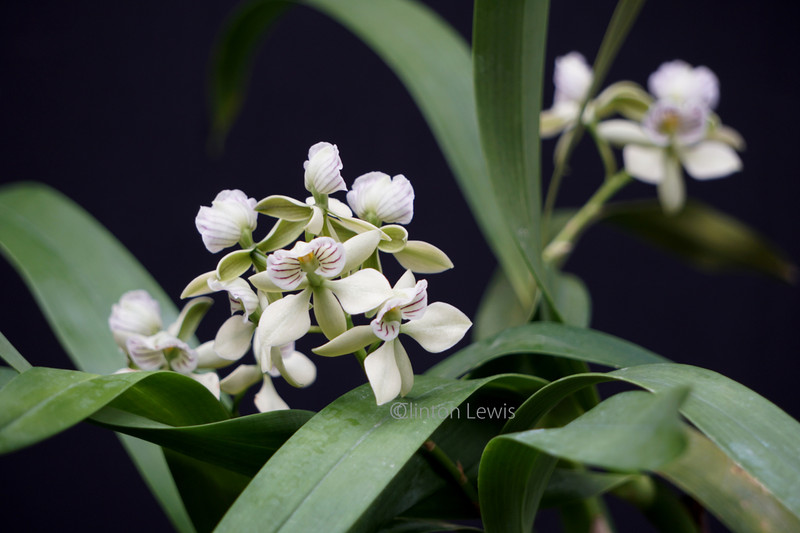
[0,331,31,373]
[211,0,538,309]
[473,0,555,313]
[0,367,229,454]
[426,322,667,379]
[92,408,314,477]
[0,182,194,531]
[603,200,797,283]
[215,374,546,532]
[495,363,800,531]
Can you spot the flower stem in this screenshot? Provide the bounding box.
[543,170,632,264]
[422,439,480,511]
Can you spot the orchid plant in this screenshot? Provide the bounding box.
[1,1,798,533]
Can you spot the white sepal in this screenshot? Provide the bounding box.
[364,339,403,406]
[596,120,651,146]
[271,343,316,388]
[255,289,312,348]
[622,145,666,184]
[658,155,685,214]
[196,340,235,369]
[214,316,256,360]
[553,51,592,104]
[312,325,377,357]
[190,372,221,400]
[220,364,262,395]
[400,302,471,353]
[394,340,414,397]
[304,142,346,195]
[254,376,290,412]
[208,277,259,319]
[312,287,347,339]
[394,270,417,290]
[342,230,382,273]
[680,141,742,180]
[249,271,286,293]
[325,269,393,314]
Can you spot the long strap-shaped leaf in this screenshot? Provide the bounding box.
[210,0,539,309]
[472,0,557,315]
[0,183,194,532]
[426,321,668,379]
[214,374,546,532]
[485,364,800,532]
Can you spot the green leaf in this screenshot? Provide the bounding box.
[473,0,555,315]
[503,363,800,529]
[0,330,32,373]
[378,518,482,533]
[215,374,546,532]
[211,0,539,309]
[660,429,800,532]
[91,408,314,477]
[0,366,17,389]
[603,200,797,283]
[164,449,252,533]
[552,273,591,328]
[541,469,634,508]
[0,367,229,454]
[0,182,196,532]
[473,268,535,341]
[426,322,667,379]
[479,387,688,533]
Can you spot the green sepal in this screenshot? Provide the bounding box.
[255,195,313,221]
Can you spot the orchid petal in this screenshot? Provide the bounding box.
[326,269,392,314]
[312,325,377,357]
[109,290,163,349]
[377,225,408,253]
[680,141,743,180]
[254,376,289,412]
[256,289,312,348]
[180,271,217,299]
[393,240,453,273]
[273,345,316,388]
[208,277,259,318]
[394,270,417,290]
[255,195,313,221]
[312,287,347,340]
[125,334,167,371]
[256,218,306,253]
[400,302,471,353]
[214,316,256,360]
[364,339,402,405]
[220,364,262,395]
[167,296,213,341]
[597,120,651,146]
[190,372,221,400]
[394,340,414,397]
[196,340,235,369]
[215,249,253,281]
[623,145,666,184]
[658,156,686,214]
[312,237,345,278]
[249,271,285,293]
[305,205,324,235]
[342,230,382,273]
[267,249,305,291]
[195,189,257,253]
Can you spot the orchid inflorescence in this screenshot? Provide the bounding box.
[542,53,744,213]
[109,142,471,409]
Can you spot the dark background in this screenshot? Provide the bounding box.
[1,1,797,531]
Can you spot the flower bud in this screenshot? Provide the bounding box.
[346,172,414,225]
[195,189,258,253]
[648,60,719,109]
[303,142,346,196]
[109,290,163,350]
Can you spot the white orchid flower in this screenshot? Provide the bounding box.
[313,271,472,405]
[304,141,346,196]
[541,52,593,138]
[220,363,291,412]
[195,189,258,253]
[251,234,392,346]
[205,277,261,361]
[346,172,415,225]
[109,290,163,350]
[599,100,742,213]
[126,331,198,374]
[260,341,317,389]
[648,60,719,109]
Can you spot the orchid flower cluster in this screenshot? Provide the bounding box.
[541,52,744,213]
[109,142,471,409]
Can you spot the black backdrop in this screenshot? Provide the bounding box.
[2,1,798,531]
